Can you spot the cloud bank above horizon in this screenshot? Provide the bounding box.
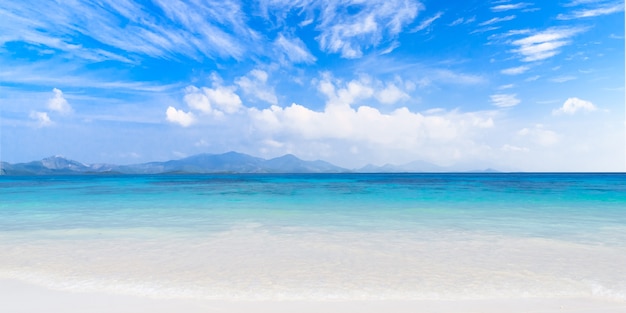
[0,0,624,171]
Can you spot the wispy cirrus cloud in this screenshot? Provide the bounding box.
[449,16,476,26]
[0,61,183,92]
[411,12,444,32]
[479,15,516,26]
[509,27,585,62]
[0,0,257,63]
[261,0,423,58]
[491,2,533,12]
[274,34,317,64]
[558,1,624,19]
[490,94,521,107]
[501,66,530,75]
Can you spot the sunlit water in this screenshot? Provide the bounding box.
[1,173,625,301]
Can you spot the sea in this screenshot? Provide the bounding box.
[1,173,625,301]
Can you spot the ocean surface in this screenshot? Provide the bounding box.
[1,173,625,301]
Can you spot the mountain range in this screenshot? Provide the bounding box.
[0,152,498,175]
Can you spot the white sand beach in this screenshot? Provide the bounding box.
[2,279,626,313]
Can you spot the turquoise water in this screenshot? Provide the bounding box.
[1,173,626,300]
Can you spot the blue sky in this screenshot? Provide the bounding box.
[0,0,624,171]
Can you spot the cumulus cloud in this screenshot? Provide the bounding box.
[247,103,495,152]
[375,83,410,104]
[166,71,496,165]
[166,106,195,127]
[245,74,495,162]
[184,86,213,114]
[553,97,597,115]
[490,94,521,107]
[204,85,243,114]
[165,72,500,166]
[182,77,244,116]
[510,27,584,62]
[317,75,375,107]
[235,70,278,105]
[29,111,53,127]
[47,88,72,114]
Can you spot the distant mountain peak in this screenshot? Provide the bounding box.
[41,155,88,170]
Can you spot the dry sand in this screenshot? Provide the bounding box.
[2,279,625,313]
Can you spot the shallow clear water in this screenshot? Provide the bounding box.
[1,173,625,300]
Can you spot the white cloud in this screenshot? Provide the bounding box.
[553,97,597,115]
[248,75,494,147]
[249,104,492,143]
[166,106,195,127]
[490,94,521,107]
[1,0,255,63]
[557,2,624,19]
[449,18,464,26]
[501,66,529,75]
[318,75,375,107]
[263,0,422,58]
[411,11,444,32]
[470,26,501,34]
[165,72,496,166]
[510,27,584,62]
[247,102,495,165]
[184,86,212,114]
[162,71,510,167]
[204,85,243,114]
[274,34,316,64]
[449,16,476,26]
[235,70,278,106]
[491,3,532,12]
[47,88,72,114]
[375,83,410,104]
[379,41,401,55]
[317,74,414,107]
[479,15,516,26]
[29,111,53,127]
[517,124,559,146]
[182,82,243,116]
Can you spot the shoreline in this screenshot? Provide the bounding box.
[2,279,625,313]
